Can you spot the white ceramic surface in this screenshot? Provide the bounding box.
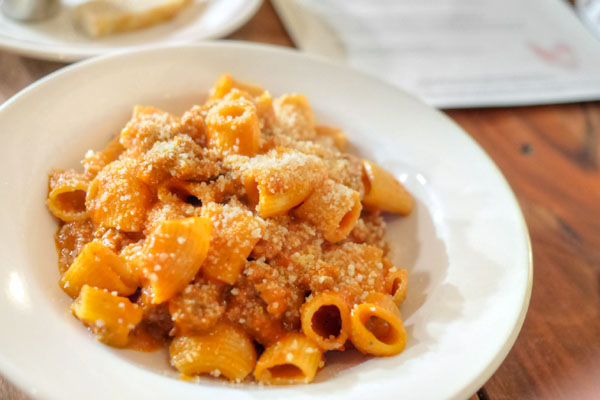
[0,43,532,400]
[0,0,262,61]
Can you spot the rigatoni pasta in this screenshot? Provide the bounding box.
[138,217,212,304]
[47,170,89,222]
[385,266,409,306]
[293,178,362,242]
[301,291,351,350]
[71,285,142,347]
[205,98,261,156]
[362,160,414,215]
[46,74,414,385]
[85,159,154,231]
[241,148,327,218]
[60,241,138,298]
[350,292,407,356]
[200,202,264,284]
[254,333,323,385]
[170,322,257,382]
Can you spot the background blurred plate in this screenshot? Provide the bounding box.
[0,0,262,61]
[0,42,532,399]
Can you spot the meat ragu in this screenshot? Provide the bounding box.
[47,74,413,385]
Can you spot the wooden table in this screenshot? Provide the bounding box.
[1,1,599,399]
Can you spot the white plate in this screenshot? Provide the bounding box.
[0,43,532,400]
[0,0,262,61]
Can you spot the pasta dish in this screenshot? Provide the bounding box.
[46,74,414,384]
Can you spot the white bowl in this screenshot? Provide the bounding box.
[0,42,532,400]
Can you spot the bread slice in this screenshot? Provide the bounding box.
[74,0,192,37]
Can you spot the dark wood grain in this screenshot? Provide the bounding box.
[0,52,64,101]
[0,376,30,400]
[2,1,600,399]
[447,104,600,400]
[228,0,295,47]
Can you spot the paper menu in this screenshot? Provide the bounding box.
[577,0,600,39]
[272,0,600,108]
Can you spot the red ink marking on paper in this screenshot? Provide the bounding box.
[528,42,578,69]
